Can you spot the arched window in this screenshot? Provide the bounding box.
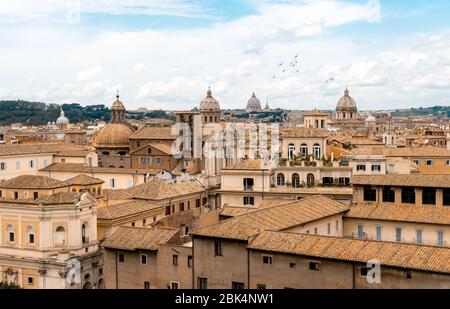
[292,174,300,188]
[313,144,321,160]
[97,187,101,195]
[82,223,89,244]
[102,151,110,156]
[7,225,15,242]
[26,226,35,244]
[276,173,285,186]
[55,226,66,246]
[300,144,308,157]
[118,151,127,156]
[288,144,295,160]
[307,173,315,187]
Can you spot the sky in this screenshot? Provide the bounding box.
[0,0,449,111]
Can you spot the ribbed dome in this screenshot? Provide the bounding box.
[336,87,357,112]
[246,92,262,113]
[365,115,376,122]
[56,110,69,125]
[95,123,133,146]
[199,87,220,111]
[111,98,125,111]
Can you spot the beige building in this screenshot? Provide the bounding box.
[281,127,328,161]
[303,110,328,130]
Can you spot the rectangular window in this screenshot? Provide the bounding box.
[422,188,436,205]
[143,219,146,226]
[256,284,266,289]
[360,267,369,277]
[28,277,34,285]
[357,224,364,238]
[289,263,296,269]
[187,255,193,268]
[110,178,115,188]
[16,161,20,170]
[262,255,273,265]
[141,254,147,265]
[376,225,382,241]
[426,160,434,166]
[401,187,415,204]
[180,202,185,211]
[243,196,255,206]
[413,160,420,166]
[314,227,318,235]
[202,197,207,206]
[0,162,6,170]
[382,186,395,203]
[356,165,366,171]
[144,281,150,289]
[387,164,395,172]
[327,223,331,235]
[9,232,15,242]
[118,253,124,262]
[371,164,381,172]
[395,228,402,242]
[43,159,48,167]
[363,186,377,202]
[444,189,450,206]
[172,255,178,266]
[416,229,423,244]
[14,192,18,199]
[171,282,180,289]
[309,261,321,271]
[243,178,254,191]
[29,234,35,244]
[198,277,208,289]
[446,160,450,166]
[232,282,244,289]
[214,240,222,256]
[29,160,34,168]
[196,199,201,208]
[335,220,339,232]
[437,231,444,247]
[165,206,171,216]
[33,192,38,199]
[131,221,135,227]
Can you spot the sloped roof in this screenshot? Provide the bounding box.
[0,175,68,189]
[64,174,104,186]
[129,126,176,140]
[352,174,450,188]
[128,180,205,200]
[97,200,160,220]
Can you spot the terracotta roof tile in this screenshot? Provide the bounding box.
[0,175,68,189]
[352,174,450,188]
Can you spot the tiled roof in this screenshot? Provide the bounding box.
[281,127,328,138]
[385,147,450,157]
[191,195,349,240]
[102,226,178,251]
[35,192,84,205]
[63,174,104,186]
[222,159,269,170]
[40,163,162,175]
[0,175,68,189]
[54,150,92,157]
[345,204,450,225]
[129,126,176,140]
[102,189,133,201]
[0,144,68,156]
[248,230,450,274]
[220,206,259,218]
[130,142,173,155]
[352,174,450,188]
[128,179,205,200]
[97,200,160,220]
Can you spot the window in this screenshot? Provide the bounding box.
[198,277,208,289]
[171,282,180,289]
[387,164,395,172]
[357,224,364,238]
[196,199,201,208]
[437,231,444,247]
[406,271,412,280]
[289,263,296,269]
[131,221,135,227]
[7,225,14,242]
[28,277,34,285]
[15,161,20,170]
[395,228,402,242]
[14,192,19,199]
[376,225,382,241]
[335,220,339,232]
[327,223,331,235]
[202,197,207,206]
[27,226,35,244]
[288,144,296,160]
[0,162,6,171]
[309,261,321,271]
[300,144,308,157]
[382,186,395,203]
[33,192,38,199]
[171,204,175,213]
[371,164,381,172]
[144,281,150,289]
[363,186,377,202]
[29,160,34,168]
[243,196,254,206]
[180,202,185,211]
[172,255,178,266]
[444,189,450,206]
[187,201,191,210]
[413,160,420,166]
[262,255,272,264]
[110,178,115,188]
[243,178,254,191]
[165,206,171,216]
[276,173,285,186]
[141,254,147,265]
[356,165,366,171]
[422,188,436,205]
[312,144,321,160]
[119,253,124,262]
[360,267,369,277]
[425,160,434,166]
[401,187,415,204]
[314,227,318,235]
[143,219,146,226]
[292,173,300,188]
[214,240,222,256]
[187,255,193,268]
[156,157,162,165]
[43,159,48,167]
[55,226,65,245]
[416,229,423,244]
[446,160,450,166]
[256,284,266,289]
[232,282,244,289]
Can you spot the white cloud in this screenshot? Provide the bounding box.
[76,65,103,81]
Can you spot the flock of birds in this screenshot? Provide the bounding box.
[271,53,336,84]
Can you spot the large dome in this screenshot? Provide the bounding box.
[111,97,125,111]
[95,123,133,146]
[336,87,357,112]
[199,87,220,111]
[56,110,69,125]
[246,92,262,113]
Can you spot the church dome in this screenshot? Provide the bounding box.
[246,92,262,113]
[56,110,69,125]
[336,87,357,112]
[365,115,376,122]
[199,87,220,111]
[111,97,125,111]
[95,123,134,147]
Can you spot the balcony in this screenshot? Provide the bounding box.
[352,232,367,239]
